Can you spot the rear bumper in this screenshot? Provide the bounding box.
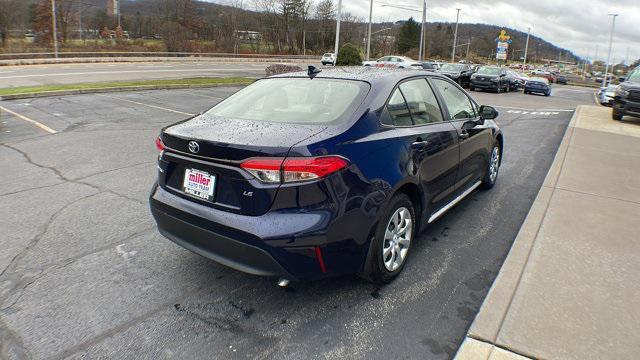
[524,86,549,94]
[152,205,293,278]
[150,183,371,280]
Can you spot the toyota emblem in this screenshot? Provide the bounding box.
[188,141,200,154]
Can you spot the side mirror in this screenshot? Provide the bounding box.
[619,77,626,82]
[479,105,498,120]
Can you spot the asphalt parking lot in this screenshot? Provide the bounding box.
[0,85,595,359]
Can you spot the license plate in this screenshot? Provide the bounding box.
[182,169,215,201]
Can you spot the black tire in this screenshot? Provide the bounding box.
[524,90,529,95]
[362,193,416,284]
[481,142,501,190]
[612,108,624,121]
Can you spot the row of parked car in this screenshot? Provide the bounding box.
[320,53,560,97]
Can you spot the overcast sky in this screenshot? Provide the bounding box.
[209,0,640,64]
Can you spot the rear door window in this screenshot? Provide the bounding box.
[382,89,413,126]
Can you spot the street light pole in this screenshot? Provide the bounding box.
[603,14,618,87]
[451,8,461,63]
[366,0,373,61]
[418,0,426,61]
[522,27,530,69]
[333,0,342,64]
[50,0,59,59]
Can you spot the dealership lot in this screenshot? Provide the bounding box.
[0,85,594,359]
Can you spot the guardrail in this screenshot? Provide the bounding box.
[0,51,318,60]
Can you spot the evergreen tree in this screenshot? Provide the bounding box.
[396,17,420,54]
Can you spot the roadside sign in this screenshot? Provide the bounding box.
[495,30,512,61]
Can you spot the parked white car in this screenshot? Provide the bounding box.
[321,53,336,65]
[362,56,423,69]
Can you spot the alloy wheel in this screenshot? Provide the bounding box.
[382,207,413,271]
[489,146,500,183]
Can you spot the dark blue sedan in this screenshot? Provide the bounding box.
[150,67,503,284]
[524,77,552,96]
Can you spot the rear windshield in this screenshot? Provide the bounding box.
[477,67,501,75]
[205,78,369,124]
[529,77,549,84]
[323,53,333,57]
[441,64,464,72]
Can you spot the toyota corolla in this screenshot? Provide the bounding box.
[150,67,503,284]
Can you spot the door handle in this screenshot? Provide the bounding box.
[459,130,470,140]
[411,138,429,150]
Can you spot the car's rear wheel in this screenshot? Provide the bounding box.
[482,143,501,189]
[365,194,415,284]
[612,108,624,120]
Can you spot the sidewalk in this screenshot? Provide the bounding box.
[456,105,640,359]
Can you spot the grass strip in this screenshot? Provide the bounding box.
[0,77,255,96]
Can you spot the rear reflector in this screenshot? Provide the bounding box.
[240,156,348,183]
[155,137,165,151]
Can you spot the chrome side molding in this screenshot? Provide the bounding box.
[428,181,482,224]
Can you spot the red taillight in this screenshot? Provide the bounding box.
[240,158,284,183]
[240,156,348,183]
[282,157,348,182]
[155,136,165,151]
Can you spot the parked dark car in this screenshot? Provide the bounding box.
[470,66,509,93]
[524,76,551,96]
[438,63,475,87]
[420,62,440,71]
[505,70,523,91]
[150,67,503,284]
[612,67,640,120]
[556,75,568,85]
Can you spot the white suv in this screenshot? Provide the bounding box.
[321,53,336,66]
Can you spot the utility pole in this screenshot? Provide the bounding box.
[451,8,461,63]
[418,0,426,61]
[366,0,373,61]
[603,14,618,87]
[78,8,82,42]
[522,27,530,69]
[465,39,470,59]
[303,30,306,56]
[333,0,342,64]
[50,0,59,58]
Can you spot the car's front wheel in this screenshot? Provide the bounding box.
[612,108,624,120]
[365,193,415,284]
[482,143,501,189]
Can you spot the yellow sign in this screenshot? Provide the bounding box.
[497,30,511,42]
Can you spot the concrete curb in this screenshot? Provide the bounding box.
[0,56,315,67]
[0,82,253,101]
[455,107,581,360]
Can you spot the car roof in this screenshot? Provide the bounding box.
[268,66,446,86]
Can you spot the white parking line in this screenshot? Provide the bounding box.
[0,105,57,134]
[96,94,194,116]
[496,105,574,112]
[506,110,560,116]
